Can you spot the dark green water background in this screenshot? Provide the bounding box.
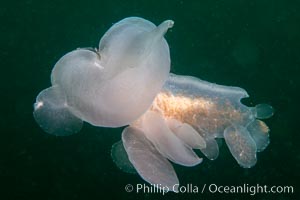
[1,0,299,199]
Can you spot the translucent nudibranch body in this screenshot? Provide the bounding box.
[32,17,273,193]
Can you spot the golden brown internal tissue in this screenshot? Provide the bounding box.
[151,91,244,135]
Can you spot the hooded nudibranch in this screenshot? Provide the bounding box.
[33,17,273,192]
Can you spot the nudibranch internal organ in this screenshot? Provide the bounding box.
[33,17,273,192]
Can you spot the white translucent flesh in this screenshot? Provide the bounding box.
[33,86,83,136]
[99,17,174,79]
[247,120,270,152]
[164,74,250,101]
[140,111,202,166]
[167,118,206,149]
[49,17,173,128]
[122,126,179,191]
[224,125,257,168]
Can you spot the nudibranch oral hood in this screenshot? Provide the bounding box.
[33,17,174,135]
[33,17,274,193]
